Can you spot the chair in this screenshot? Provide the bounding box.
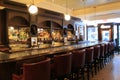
[72,49,85,80]
[108,42,111,60]
[104,43,108,64]
[99,44,105,69]
[109,42,115,59]
[93,45,100,75]
[12,58,51,80]
[52,52,72,80]
[85,47,94,80]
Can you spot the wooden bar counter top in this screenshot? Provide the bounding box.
[0,41,103,63]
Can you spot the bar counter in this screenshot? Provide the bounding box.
[0,41,104,63]
[0,41,109,80]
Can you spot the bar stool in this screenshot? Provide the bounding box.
[104,43,109,64]
[106,42,113,62]
[51,52,72,80]
[72,49,85,80]
[108,42,111,59]
[85,47,94,80]
[93,45,100,75]
[99,44,105,69]
[109,42,114,55]
[14,56,46,75]
[12,58,51,80]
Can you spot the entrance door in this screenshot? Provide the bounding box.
[102,30,110,41]
[98,23,113,41]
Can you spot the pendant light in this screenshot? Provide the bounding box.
[28,0,38,15]
[83,0,87,23]
[64,0,71,21]
[94,6,98,27]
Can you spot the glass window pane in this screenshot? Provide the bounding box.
[102,31,110,41]
[87,27,98,41]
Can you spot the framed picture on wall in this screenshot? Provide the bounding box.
[31,37,37,46]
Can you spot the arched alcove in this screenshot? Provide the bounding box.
[52,21,62,29]
[39,21,51,28]
[67,24,75,41]
[68,24,74,30]
[9,16,29,26]
[67,24,74,34]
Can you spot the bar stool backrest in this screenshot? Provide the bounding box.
[100,44,105,57]
[72,49,86,69]
[85,47,94,63]
[104,43,108,55]
[23,58,51,80]
[53,52,72,77]
[93,45,100,59]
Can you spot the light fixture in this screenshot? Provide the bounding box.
[64,0,71,21]
[28,0,38,15]
[64,14,71,21]
[10,26,14,30]
[94,6,98,27]
[82,0,87,24]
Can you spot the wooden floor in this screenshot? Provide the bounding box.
[90,53,120,80]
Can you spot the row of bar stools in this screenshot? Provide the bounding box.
[72,48,94,80]
[100,42,114,68]
[104,42,114,64]
[13,52,72,80]
[12,42,114,80]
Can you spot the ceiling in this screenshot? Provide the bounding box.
[8,0,120,21]
[45,0,120,10]
[10,0,120,9]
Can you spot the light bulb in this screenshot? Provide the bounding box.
[10,26,14,30]
[64,14,71,21]
[28,5,38,14]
